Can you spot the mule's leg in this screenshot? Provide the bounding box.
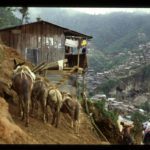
[30,96,35,117]
[26,100,30,127]
[40,99,46,123]
[24,93,30,127]
[55,106,61,128]
[75,120,79,134]
[18,99,22,117]
[19,96,25,121]
[51,108,56,126]
[55,111,59,128]
[41,92,47,123]
[21,105,25,121]
[70,111,74,128]
[24,99,28,126]
[71,120,74,128]
[18,95,23,118]
[36,101,40,118]
[74,105,80,135]
[45,105,49,122]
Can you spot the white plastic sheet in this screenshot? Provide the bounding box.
[65,39,79,48]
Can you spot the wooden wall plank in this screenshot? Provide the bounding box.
[0,22,68,64]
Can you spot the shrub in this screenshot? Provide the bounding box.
[94,100,118,124]
[140,100,150,113]
[131,111,149,131]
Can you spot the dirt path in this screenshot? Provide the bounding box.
[9,103,109,144]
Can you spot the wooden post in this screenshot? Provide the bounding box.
[41,22,43,62]
[77,38,81,68]
[82,71,85,95]
[82,69,88,113]
[81,91,89,115]
[77,48,80,67]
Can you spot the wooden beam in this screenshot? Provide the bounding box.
[32,59,68,73]
[77,48,80,67]
[42,59,67,70]
[32,61,46,72]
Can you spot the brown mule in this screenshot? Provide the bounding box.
[12,59,35,127]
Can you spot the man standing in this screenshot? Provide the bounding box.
[120,121,134,145]
[142,121,150,145]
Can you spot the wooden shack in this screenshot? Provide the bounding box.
[0,20,92,69]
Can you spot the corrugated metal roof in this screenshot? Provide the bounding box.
[0,20,93,39]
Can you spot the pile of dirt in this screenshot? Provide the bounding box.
[0,44,33,84]
[9,103,106,144]
[0,44,108,144]
[95,118,121,144]
[86,100,121,144]
[0,97,38,144]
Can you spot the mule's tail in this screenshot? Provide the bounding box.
[55,89,63,110]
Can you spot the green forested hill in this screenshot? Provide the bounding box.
[34,9,150,52]
[28,8,150,71]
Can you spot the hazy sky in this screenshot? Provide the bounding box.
[70,8,150,15]
[29,7,150,16]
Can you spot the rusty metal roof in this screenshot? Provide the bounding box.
[0,20,92,39]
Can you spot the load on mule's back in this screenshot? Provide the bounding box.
[46,86,63,128]
[119,121,134,145]
[31,77,64,128]
[12,59,36,127]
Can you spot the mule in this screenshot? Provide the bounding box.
[46,87,63,128]
[61,92,80,134]
[31,77,49,123]
[12,59,35,127]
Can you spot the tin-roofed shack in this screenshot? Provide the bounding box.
[0,20,92,69]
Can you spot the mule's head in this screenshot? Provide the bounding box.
[61,91,72,101]
[13,59,25,70]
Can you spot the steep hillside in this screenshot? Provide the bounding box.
[9,103,103,144]
[0,44,108,144]
[0,97,37,144]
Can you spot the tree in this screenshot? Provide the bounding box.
[0,7,21,29]
[6,7,30,24]
[18,7,29,24]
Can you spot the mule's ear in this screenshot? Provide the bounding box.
[14,59,17,66]
[61,91,64,94]
[19,62,25,66]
